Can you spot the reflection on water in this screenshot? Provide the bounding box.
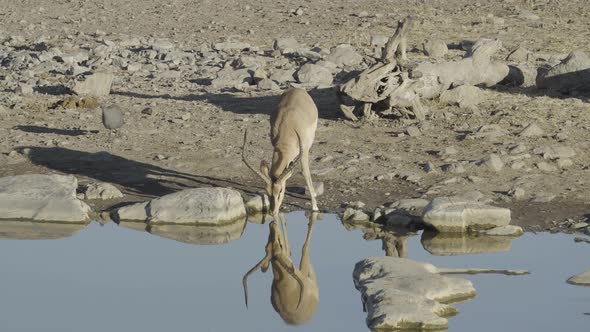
[0,212,588,332]
[421,230,517,256]
[243,213,319,325]
[0,220,87,240]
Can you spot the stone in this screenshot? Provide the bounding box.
[567,270,590,286]
[440,85,483,108]
[508,187,526,200]
[370,35,389,47]
[390,198,430,211]
[533,146,576,160]
[423,161,439,174]
[257,78,280,91]
[72,71,114,97]
[324,46,364,67]
[423,39,448,59]
[536,161,557,172]
[353,257,475,330]
[478,154,504,172]
[530,193,556,203]
[506,46,530,63]
[483,225,524,236]
[296,63,333,86]
[518,10,540,21]
[537,50,590,93]
[102,105,124,130]
[509,143,528,154]
[441,163,465,174]
[82,182,123,200]
[0,174,90,222]
[421,231,517,256]
[213,41,251,53]
[422,197,511,232]
[16,83,34,95]
[270,69,296,83]
[503,64,538,87]
[210,68,252,89]
[519,123,544,137]
[245,194,270,214]
[405,126,422,137]
[557,158,573,169]
[116,187,246,224]
[273,38,300,53]
[342,208,369,223]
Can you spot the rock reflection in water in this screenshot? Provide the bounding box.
[243,212,319,325]
[0,220,88,240]
[119,217,247,245]
[421,230,521,256]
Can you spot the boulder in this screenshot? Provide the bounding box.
[439,85,483,108]
[72,71,114,97]
[423,39,448,59]
[537,50,590,93]
[422,197,511,232]
[0,174,90,222]
[81,182,124,200]
[567,270,590,286]
[296,63,333,86]
[324,45,363,67]
[245,193,270,214]
[116,187,246,224]
[353,257,475,330]
[210,68,252,90]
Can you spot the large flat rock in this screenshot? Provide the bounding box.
[0,174,90,222]
[567,270,590,286]
[116,187,246,224]
[353,257,476,330]
[423,197,511,232]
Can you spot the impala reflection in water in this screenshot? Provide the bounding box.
[243,212,319,325]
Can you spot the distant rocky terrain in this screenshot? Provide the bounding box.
[0,0,589,232]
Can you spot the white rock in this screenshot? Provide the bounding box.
[342,208,369,223]
[533,146,576,160]
[273,38,300,52]
[353,257,475,330]
[567,270,590,286]
[246,194,270,214]
[0,174,90,222]
[83,182,123,200]
[72,71,114,97]
[257,78,280,91]
[423,39,448,59]
[537,50,590,93]
[213,41,251,53]
[324,46,364,67]
[116,187,246,224]
[519,123,544,137]
[296,63,333,86]
[423,197,511,232]
[440,86,483,108]
[210,68,252,89]
[479,154,504,172]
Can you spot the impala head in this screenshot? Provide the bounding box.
[242,130,302,216]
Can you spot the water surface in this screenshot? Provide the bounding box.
[0,212,588,331]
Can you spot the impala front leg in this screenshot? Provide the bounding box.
[300,148,319,212]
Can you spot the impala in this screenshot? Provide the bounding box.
[242,88,319,215]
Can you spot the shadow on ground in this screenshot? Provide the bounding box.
[18,146,254,198]
[14,125,99,136]
[112,87,343,119]
[18,146,309,210]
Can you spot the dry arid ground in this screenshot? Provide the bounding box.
[0,0,589,231]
